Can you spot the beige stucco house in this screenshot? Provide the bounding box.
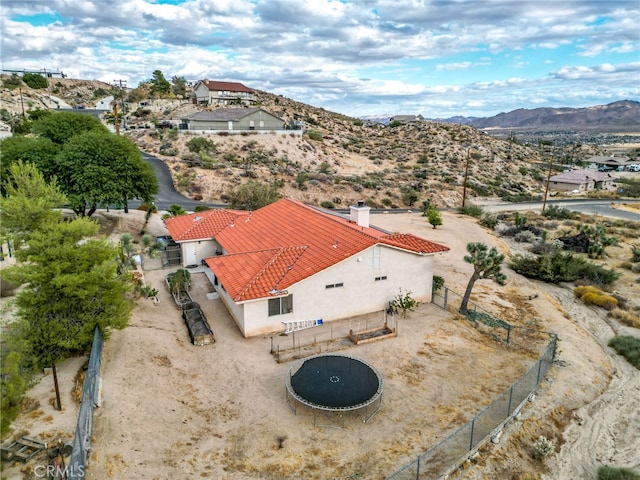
[549,169,615,192]
[164,199,449,337]
[191,80,257,106]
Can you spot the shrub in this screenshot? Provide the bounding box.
[531,435,555,460]
[510,251,620,285]
[597,465,640,480]
[609,308,640,329]
[514,230,539,243]
[427,209,442,228]
[542,205,575,220]
[2,73,23,89]
[307,130,323,141]
[390,289,419,317]
[320,200,335,209]
[456,204,484,218]
[631,245,640,263]
[479,213,499,230]
[608,336,640,369]
[432,275,444,292]
[580,291,618,310]
[22,72,48,89]
[186,136,216,154]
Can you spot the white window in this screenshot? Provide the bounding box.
[370,246,381,268]
[268,295,293,316]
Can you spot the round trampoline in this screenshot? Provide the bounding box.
[285,354,384,426]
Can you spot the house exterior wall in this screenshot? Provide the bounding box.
[193,83,211,103]
[550,181,590,192]
[217,244,435,337]
[184,110,284,131]
[179,240,222,267]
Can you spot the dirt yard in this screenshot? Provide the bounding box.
[2,208,639,479]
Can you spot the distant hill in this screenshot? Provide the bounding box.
[462,100,640,131]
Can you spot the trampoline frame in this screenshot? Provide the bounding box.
[285,353,384,427]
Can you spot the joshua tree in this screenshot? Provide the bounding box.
[460,242,506,314]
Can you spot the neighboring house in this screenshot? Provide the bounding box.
[164,199,449,337]
[181,108,285,131]
[549,169,615,192]
[586,155,631,171]
[191,80,257,106]
[390,114,424,124]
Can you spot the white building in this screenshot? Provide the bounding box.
[164,199,449,337]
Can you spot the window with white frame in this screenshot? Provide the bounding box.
[268,295,293,316]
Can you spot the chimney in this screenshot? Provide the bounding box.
[350,200,370,228]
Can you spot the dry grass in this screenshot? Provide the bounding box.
[609,307,640,328]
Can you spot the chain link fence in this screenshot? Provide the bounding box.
[386,288,557,480]
[68,327,103,480]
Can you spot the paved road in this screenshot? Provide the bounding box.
[481,199,640,222]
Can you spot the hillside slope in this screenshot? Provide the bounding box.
[0,75,605,208]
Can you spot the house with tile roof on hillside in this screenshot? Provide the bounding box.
[549,169,615,193]
[164,199,449,337]
[191,80,257,106]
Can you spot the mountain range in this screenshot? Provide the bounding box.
[363,100,640,131]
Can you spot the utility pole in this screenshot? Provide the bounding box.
[542,146,555,212]
[113,79,127,132]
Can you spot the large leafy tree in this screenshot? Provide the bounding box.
[149,70,171,97]
[0,136,60,193]
[55,131,158,216]
[31,111,108,144]
[4,217,135,372]
[460,242,507,314]
[0,161,66,247]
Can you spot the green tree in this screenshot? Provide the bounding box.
[4,217,134,373]
[228,180,281,210]
[460,242,507,314]
[171,75,188,97]
[0,136,60,193]
[0,161,66,247]
[31,111,108,144]
[427,209,443,229]
[149,70,171,97]
[1,351,27,437]
[55,132,158,216]
[22,73,48,89]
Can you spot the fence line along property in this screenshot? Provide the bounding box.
[385,286,557,480]
[68,327,104,480]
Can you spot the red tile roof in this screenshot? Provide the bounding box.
[171,199,449,302]
[164,209,243,241]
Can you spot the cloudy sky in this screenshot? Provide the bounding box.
[2,0,639,118]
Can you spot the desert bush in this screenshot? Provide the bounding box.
[456,204,484,218]
[432,275,444,292]
[580,291,618,310]
[632,263,640,274]
[514,230,539,243]
[609,308,640,329]
[186,137,216,154]
[320,200,335,209]
[531,435,555,460]
[542,205,575,220]
[597,465,640,480]
[479,213,499,230]
[510,251,620,285]
[306,130,323,141]
[22,72,48,89]
[608,335,640,369]
[631,245,640,263]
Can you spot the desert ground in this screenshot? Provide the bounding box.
[2,207,639,480]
